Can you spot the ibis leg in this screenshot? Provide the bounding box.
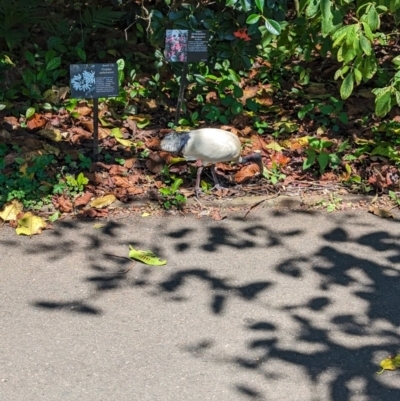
[210,165,220,187]
[210,165,225,190]
[195,166,204,198]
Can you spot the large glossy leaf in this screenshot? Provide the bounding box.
[361,21,374,40]
[363,55,378,79]
[345,24,358,47]
[340,72,354,99]
[306,0,321,18]
[353,68,362,85]
[240,0,252,12]
[46,57,61,71]
[360,34,372,55]
[395,90,400,107]
[255,0,265,12]
[318,152,329,174]
[375,90,392,117]
[321,0,333,36]
[367,5,380,30]
[246,14,260,24]
[264,19,281,36]
[303,149,316,170]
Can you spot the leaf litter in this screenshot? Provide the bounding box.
[2,58,400,232]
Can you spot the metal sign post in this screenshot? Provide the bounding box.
[174,62,188,126]
[165,30,209,127]
[70,63,119,158]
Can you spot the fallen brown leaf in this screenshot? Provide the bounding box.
[240,86,259,103]
[124,158,136,169]
[180,188,194,197]
[206,91,218,102]
[76,103,92,116]
[53,195,73,213]
[210,209,227,221]
[159,151,178,164]
[80,208,108,218]
[257,95,273,106]
[128,174,141,185]
[146,153,165,174]
[8,219,18,228]
[124,118,137,134]
[270,152,291,166]
[70,127,92,143]
[234,164,261,184]
[99,127,111,140]
[3,116,19,129]
[113,176,132,188]
[215,162,235,172]
[109,165,126,176]
[145,137,161,149]
[93,162,111,171]
[80,118,94,132]
[74,192,94,208]
[368,206,396,219]
[321,172,339,182]
[86,172,105,185]
[127,186,144,195]
[241,126,255,136]
[27,113,46,131]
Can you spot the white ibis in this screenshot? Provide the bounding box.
[160,128,263,197]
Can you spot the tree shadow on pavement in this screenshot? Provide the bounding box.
[9,209,400,400]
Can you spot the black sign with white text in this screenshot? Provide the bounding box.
[70,63,119,99]
[165,30,209,63]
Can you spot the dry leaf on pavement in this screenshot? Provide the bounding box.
[0,200,24,221]
[368,206,396,219]
[90,194,116,209]
[16,212,47,236]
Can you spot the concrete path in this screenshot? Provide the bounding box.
[1,209,400,401]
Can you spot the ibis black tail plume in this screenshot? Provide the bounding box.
[160,132,190,154]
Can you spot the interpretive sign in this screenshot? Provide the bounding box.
[165,30,209,63]
[69,63,119,157]
[70,63,119,99]
[164,30,209,124]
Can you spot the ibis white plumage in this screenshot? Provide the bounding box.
[160,128,263,197]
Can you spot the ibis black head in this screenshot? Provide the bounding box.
[160,132,190,154]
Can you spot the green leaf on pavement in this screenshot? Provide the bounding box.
[128,246,167,266]
[377,354,400,374]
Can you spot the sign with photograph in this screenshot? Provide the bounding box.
[70,63,119,99]
[165,30,209,63]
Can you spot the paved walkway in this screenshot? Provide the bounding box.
[1,209,400,400]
